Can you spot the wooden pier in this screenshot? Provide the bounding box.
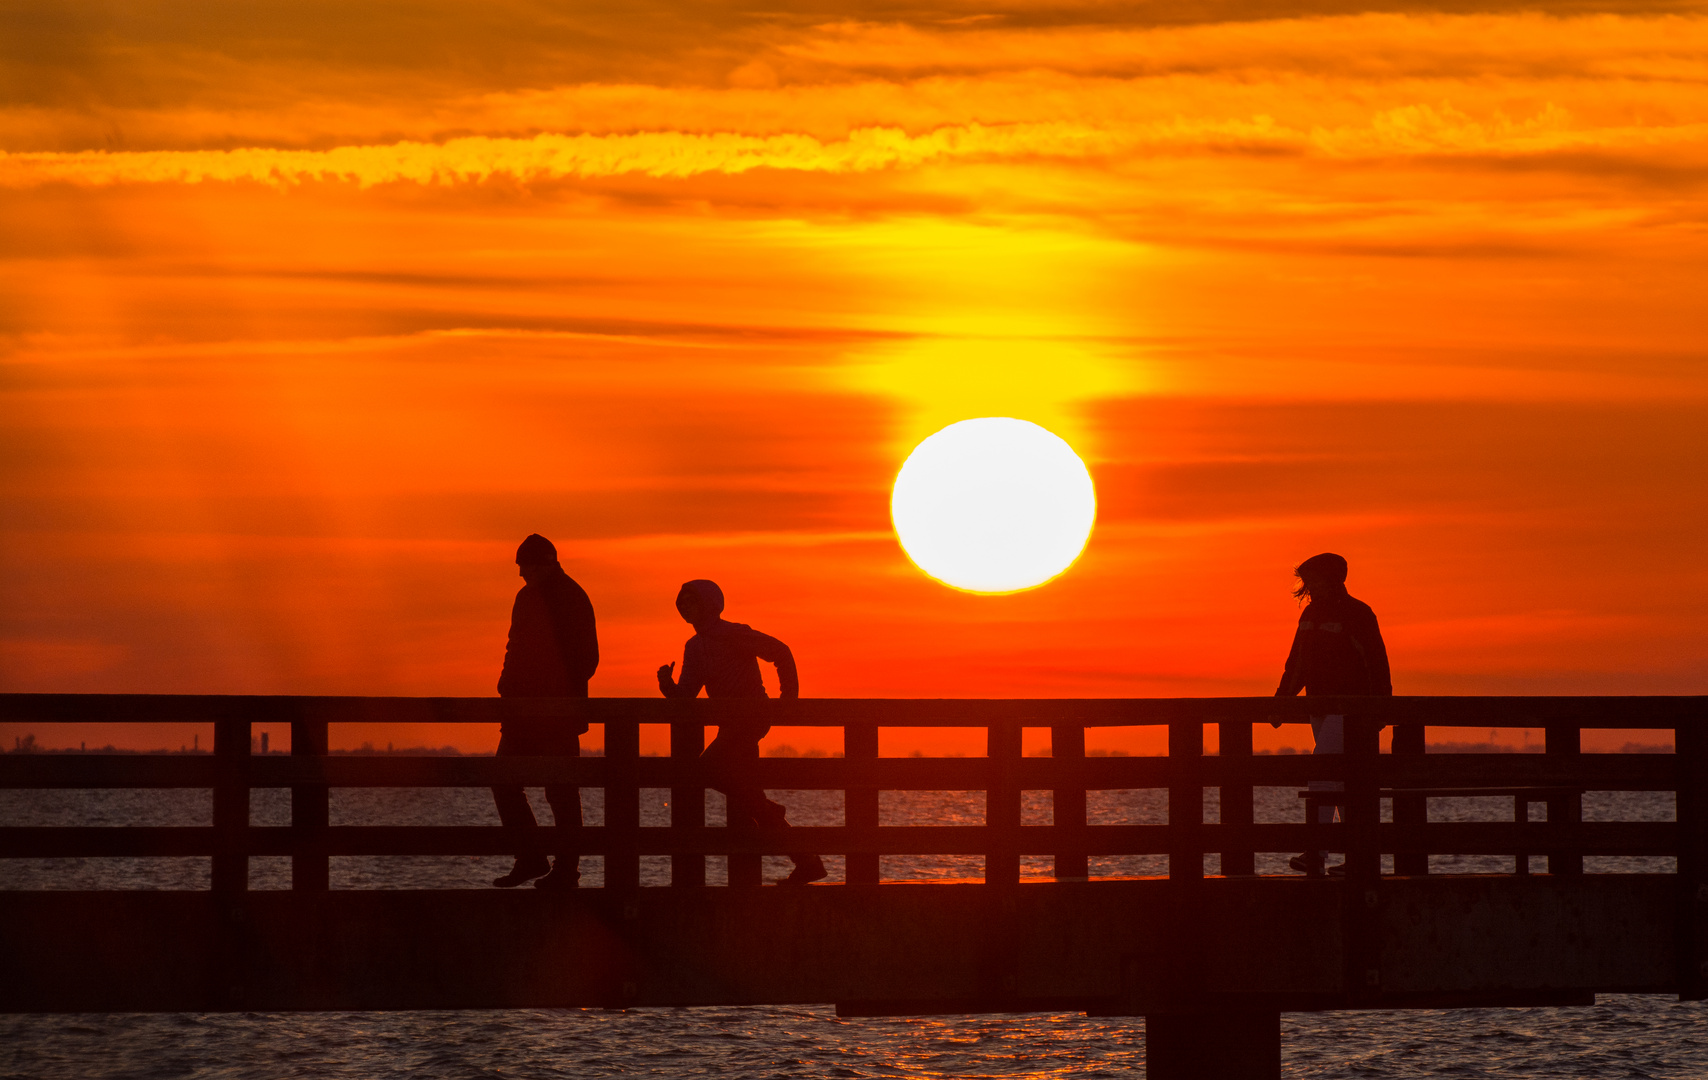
[3,694,1706,1079]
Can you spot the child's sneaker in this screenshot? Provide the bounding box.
[777,855,828,885]
[1288,853,1325,877]
[493,856,551,888]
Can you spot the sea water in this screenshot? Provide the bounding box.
[2,783,1701,1078]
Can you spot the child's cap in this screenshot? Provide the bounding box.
[677,579,725,617]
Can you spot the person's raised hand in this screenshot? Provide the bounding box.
[656,662,675,692]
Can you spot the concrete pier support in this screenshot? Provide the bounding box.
[1146,1011,1280,1080]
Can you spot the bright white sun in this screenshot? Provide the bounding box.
[890,417,1097,594]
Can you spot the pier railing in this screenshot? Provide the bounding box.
[3,694,1704,898]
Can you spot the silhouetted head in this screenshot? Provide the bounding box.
[516,534,561,584]
[676,579,725,626]
[1292,552,1348,601]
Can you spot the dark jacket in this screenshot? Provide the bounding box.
[1276,590,1391,698]
[497,570,598,699]
[662,619,797,742]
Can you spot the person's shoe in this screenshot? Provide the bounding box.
[533,860,580,890]
[776,855,828,886]
[1325,861,1347,876]
[1288,853,1325,878]
[493,857,551,888]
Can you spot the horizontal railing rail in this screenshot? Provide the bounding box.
[3,693,1705,726]
[0,752,1685,790]
[2,694,1703,906]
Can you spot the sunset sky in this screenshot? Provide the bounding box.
[3,0,1706,753]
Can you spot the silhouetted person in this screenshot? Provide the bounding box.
[1273,552,1391,876]
[492,533,597,889]
[656,579,827,885]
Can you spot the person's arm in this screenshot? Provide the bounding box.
[573,586,598,684]
[658,638,706,698]
[555,581,599,685]
[496,590,532,697]
[751,631,799,699]
[1275,621,1306,698]
[1359,608,1392,697]
[1271,620,1306,725]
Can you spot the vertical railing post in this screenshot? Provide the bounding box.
[986,721,1022,885]
[982,721,1025,1005]
[670,720,705,888]
[1546,724,1583,876]
[290,709,330,892]
[1218,718,1254,877]
[1678,714,1708,1001]
[604,719,641,890]
[1342,714,1384,1006]
[1168,719,1203,881]
[1161,719,1208,1034]
[845,722,879,885]
[1342,715,1381,880]
[1390,720,1428,876]
[212,714,251,894]
[1052,723,1089,881]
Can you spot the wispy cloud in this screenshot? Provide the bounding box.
[6,107,1706,189]
[0,124,1113,187]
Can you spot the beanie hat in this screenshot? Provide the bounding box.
[676,579,725,617]
[516,534,559,565]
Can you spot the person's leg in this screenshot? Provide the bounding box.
[536,736,582,890]
[1290,714,1345,875]
[705,733,824,884]
[751,794,825,883]
[492,729,550,887]
[705,732,762,885]
[721,784,766,828]
[1311,714,1346,865]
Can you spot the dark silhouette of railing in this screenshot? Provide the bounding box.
[5,694,1708,1077]
[2,695,1703,898]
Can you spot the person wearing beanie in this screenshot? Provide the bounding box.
[492,533,598,889]
[1273,552,1392,877]
[656,579,826,885]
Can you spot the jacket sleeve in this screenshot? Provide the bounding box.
[751,631,799,699]
[1275,620,1307,697]
[496,591,530,697]
[1357,608,1393,696]
[560,581,599,684]
[663,637,707,699]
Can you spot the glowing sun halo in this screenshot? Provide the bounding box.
[890,417,1097,594]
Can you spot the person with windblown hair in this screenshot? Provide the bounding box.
[492,533,598,889]
[657,579,827,885]
[1274,552,1391,877]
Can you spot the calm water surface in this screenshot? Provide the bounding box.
[2,781,1700,1078]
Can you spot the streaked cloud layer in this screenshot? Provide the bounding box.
[3,0,1706,750]
[7,104,1703,189]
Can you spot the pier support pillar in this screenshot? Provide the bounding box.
[1146,1011,1280,1080]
